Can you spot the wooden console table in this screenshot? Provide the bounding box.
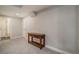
[28,33,45,49]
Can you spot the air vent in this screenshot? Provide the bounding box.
[12,5,23,8]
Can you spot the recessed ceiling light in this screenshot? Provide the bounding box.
[16,13,19,16]
[16,13,24,17]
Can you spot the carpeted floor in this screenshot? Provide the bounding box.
[0,38,59,54]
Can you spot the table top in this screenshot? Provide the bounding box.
[28,32,45,36]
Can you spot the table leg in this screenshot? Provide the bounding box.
[28,34,30,43]
[31,36,33,42]
[43,37,45,47]
[40,37,42,49]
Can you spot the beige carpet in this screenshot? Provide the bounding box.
[0,38,59,54]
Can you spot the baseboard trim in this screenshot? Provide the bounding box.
[11,36,23,40]
[46,45,71,54]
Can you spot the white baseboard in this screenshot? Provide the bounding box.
[11,36,23,39]
[46,45,70,54]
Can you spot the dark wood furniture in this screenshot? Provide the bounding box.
[0,36,10,40]
[28,32,45,49]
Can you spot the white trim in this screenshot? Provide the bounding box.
[10,36,23,39]
[46,45,71,54]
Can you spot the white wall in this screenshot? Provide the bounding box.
[8,17,23,39]
[0,17,7,37]
[23,6,78,53]
[76,6,79,53]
